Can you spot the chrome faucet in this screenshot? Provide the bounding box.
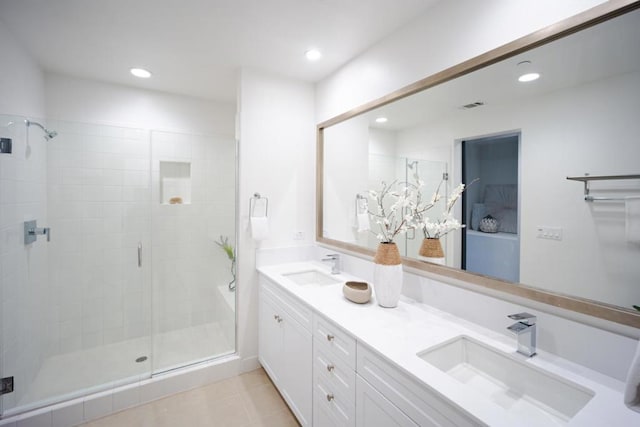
[322,254,340,274]
[507,312,537,357]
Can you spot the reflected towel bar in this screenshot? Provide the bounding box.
[585,196,627,202]
[567,174,640,201]
[355,193,368,214]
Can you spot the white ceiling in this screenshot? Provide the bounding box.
[0,0,439,103]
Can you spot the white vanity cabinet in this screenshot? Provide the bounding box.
[258,276,313,426]
[258,271,480,427]
[355,375,418,427]
[357,344,482,427]
[312,315,357,426]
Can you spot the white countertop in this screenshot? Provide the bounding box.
[258,261,640,427]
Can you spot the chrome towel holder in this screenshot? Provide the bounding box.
[567,174,640,201]
[250,193,269,217]
[355,193,368,214]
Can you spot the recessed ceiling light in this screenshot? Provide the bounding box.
[516,60,539,83]
[130,68,152,78]
[375,117,388,123]
[518,72,541,82]
[305,49,322,61]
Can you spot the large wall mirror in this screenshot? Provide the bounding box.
[317,2,640,328]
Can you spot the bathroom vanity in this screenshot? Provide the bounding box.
[257,260,640,427]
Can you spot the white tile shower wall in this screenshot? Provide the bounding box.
[46,122,152,355]
[151,131,235,336]
[0,115,50,410]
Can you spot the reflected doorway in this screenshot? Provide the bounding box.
[462,133,520,282]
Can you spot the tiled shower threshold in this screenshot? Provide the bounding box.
[4,322,234,418]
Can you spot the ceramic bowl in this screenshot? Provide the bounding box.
[343,281,372,304]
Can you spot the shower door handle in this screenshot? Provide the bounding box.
[137,242,142,268]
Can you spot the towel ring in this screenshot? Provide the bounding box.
[356,193,368,215]
[250,193,269,217]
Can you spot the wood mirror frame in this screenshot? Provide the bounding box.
[316,0,640,330]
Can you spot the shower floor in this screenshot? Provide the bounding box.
[14,322,234,413]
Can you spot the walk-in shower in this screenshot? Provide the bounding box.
[24,119,58,141]
[0,115,237,417]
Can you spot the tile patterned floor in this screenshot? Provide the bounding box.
[79,368,299,427]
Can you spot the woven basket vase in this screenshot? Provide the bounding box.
[419,238,444,258]
[373,242,403,308]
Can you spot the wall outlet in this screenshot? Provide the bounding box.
[293,231,305,241]
[536,226,563,241]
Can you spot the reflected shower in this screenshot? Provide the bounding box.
[25,119,58,141]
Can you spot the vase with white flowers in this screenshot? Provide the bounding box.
[368,180,417,307]
[410,178,473,264]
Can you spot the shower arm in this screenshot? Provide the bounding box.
[24,119,57,140]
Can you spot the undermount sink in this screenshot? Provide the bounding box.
[282,269,342,286]
[418,336,594,425]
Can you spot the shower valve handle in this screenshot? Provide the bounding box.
[33,227,51,242]
[25,221,50,243]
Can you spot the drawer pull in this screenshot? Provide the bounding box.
[326,364,335,372]
[326,393,334,402]
[274,314,283,323]
[326,334,335,341]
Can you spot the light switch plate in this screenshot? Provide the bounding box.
[537,226,563,241]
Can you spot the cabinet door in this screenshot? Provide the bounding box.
[258,294,284,384]
[356,375,419,427]
[282,309,313,426]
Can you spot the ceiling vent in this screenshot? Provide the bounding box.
[460,101,485,110]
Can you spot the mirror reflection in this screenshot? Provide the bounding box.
[322,8,640,311]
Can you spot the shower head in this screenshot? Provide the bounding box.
[25,119,58,141]
[408,160,418,169]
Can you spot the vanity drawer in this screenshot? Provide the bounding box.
[357,343,481,427]
[313,315,356,369]
[260,275,313,331]
[314,343,356,401]
[314,372,355,427]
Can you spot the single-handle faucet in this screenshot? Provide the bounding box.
[507,312,537,357]
[322,254,340,274]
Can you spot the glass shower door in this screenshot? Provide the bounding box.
[0,117,153,415]
[150,130,236,374]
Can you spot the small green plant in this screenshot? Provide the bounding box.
[215,235,236,291]
[216,236,235,260]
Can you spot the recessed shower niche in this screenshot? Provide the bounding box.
[160,160,192,204]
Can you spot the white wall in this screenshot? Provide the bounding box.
[0,20,48,411]
[316,0,605,122]
[0,22,46,117]
[237,68,316,369]
[45,73,235,136]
